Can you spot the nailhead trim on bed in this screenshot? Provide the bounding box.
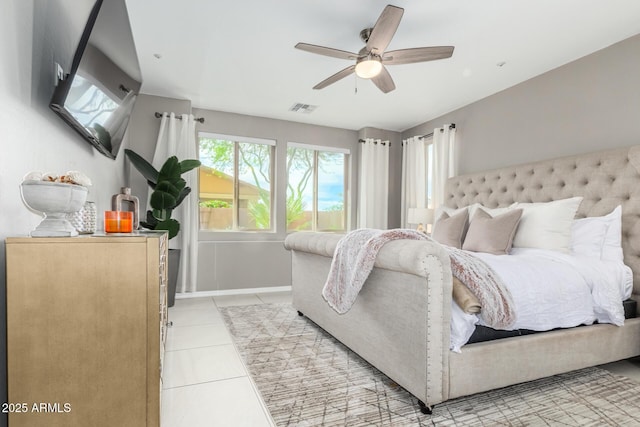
[445,145,640,298]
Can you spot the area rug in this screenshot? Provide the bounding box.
[220,303,640,426]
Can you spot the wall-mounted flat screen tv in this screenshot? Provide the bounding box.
[49,0,142,159]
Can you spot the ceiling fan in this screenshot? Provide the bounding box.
[295,4,454,93]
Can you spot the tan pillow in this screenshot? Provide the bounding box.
[462,208,523,255]
[432,206,467,236]
[432,209,469,249]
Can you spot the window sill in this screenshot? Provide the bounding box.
[199,230,282,242]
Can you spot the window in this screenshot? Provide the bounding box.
[287,143,349,232]
[198,133,274,231]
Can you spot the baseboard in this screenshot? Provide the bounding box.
[175,286,292,299]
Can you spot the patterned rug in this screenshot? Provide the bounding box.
[220,303,640,426]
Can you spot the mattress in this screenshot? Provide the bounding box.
[467,298,638,344]
[450,247,634,352]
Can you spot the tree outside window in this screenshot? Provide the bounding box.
[198,134,274,231]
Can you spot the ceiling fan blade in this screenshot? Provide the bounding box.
[371,66,395,93]
[295,43,357,60]
[383,46,455,65]
[366,5,404,54]
[313,65,356,90]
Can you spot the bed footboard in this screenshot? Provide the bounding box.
[285,232,453,406]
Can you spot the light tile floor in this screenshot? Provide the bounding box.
[161,292,291,427]
[160,291,640,426]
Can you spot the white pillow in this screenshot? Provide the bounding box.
[570,205,622,259]
[511,197,583,253]
[475,205,514,218]
[601,205,623,262]
[571,218,609,258]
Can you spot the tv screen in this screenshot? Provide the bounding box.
[49,0,141,159]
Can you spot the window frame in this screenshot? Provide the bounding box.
[286,142,350,233]
[198,132,276,233]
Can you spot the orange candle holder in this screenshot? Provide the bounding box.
[104,211,133,233]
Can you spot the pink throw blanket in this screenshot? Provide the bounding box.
[322,228,516,329]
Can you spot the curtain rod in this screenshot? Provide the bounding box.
[419,123,456,140]
[358,123,456,145]
[154,112,205,124]
[357,139,391,146]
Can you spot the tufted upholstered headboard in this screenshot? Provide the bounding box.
[445,145,640,299]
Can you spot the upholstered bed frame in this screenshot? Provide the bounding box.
[284,145,640,412]
[446,145,640,299]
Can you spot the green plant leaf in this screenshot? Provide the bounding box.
[156,218,180,239]
[124,149,159,184]
[139,210,159,229]
[139,210,159,231]
[126,150,200,240]
[172,178,186,194]
[199,199,229,208]
[180,159,201,173]
[152,208,170,222]
[150,189,177,211]
[146,210,158,224]
[156,181,180,199]
[175,187,192,207]
[158,156,181,182]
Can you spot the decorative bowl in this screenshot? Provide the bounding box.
[20,180,88,237]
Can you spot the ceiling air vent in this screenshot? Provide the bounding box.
[289,103,317,114]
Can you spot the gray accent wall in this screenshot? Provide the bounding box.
[197,241,292,291]
[403,34,640,176]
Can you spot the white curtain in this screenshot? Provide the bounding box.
[358,138,389,229]
[401,126,457,227]
[153,112,199,293]
[401,136,428,228]
[431,124,458,210]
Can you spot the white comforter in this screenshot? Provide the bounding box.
[450,248,633,352]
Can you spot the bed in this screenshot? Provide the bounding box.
[284,145,640,413]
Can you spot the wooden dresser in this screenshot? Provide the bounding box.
[5,232,168,427]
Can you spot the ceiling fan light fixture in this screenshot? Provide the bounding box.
[355,55,382,79]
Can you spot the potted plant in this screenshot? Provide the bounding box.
[124,149,201,306]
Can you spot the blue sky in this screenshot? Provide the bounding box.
[317,178,344,211]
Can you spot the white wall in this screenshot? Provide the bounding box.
[1,0,134,414]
